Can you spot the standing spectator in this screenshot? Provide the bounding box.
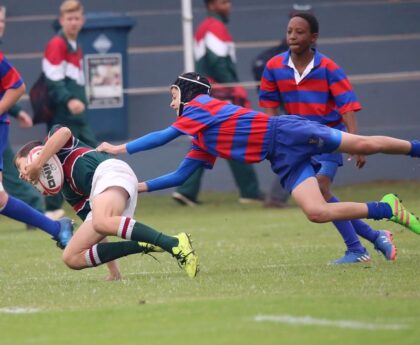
[0,5,46,225]
[259,13,395,264]
[172,0,263,206]
[42,0,97,218]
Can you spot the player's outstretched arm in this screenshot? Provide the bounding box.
[96,141,127,155]
[138,158,204,193]
[97,127,182,156]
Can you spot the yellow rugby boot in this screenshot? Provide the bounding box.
[172,232,199,278]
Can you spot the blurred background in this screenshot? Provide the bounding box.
[4,0,420,194]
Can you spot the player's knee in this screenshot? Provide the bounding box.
[303,205,329,223]
[62,250,84,270]
[91,215,112,235]
[357,138,380,154]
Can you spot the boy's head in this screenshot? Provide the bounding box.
[287,12,319,54]
[14,140,43,178]
[59,0,84,40]
[205,0,232,19]
[170,72,211,116]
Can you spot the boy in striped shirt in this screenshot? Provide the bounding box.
[259,12,391,264]
[98,72,420,263]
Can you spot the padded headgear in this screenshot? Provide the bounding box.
[171,72,211,116]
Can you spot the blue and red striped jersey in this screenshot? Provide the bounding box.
[259,49,361,127]
[171,95,272,167]
[0,51,24,124]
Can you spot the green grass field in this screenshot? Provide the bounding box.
[1,181,420,345]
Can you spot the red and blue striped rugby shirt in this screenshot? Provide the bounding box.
[0,51,24,124]
[172,95,272,167]
[259,49,361,127]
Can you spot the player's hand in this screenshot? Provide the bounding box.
[67,99,85,115]
[347,154,366,169]
[96,142,126,155]
[17,110,33,128]
[138,182,148,193]
[22,159,42,183]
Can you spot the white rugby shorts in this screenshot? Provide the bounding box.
[85,159,138,221]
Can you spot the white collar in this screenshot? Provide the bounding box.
[288,57,315,84]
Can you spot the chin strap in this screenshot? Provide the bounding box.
[177,102,185,117]
[0,181,4,193]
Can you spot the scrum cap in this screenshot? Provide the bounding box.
[171,72,211,116]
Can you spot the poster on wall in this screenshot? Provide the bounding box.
[85,53,123,109]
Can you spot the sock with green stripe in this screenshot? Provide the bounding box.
[116,217,178,253]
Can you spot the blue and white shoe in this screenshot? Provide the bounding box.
[331,249,371,265]
[374,230,397,261]
[54,217,74,249]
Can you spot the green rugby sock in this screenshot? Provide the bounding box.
[85,241,145,266]
[117,217,178,252]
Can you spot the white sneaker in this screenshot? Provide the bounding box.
[172,192,199,207]
[45,209,65,220]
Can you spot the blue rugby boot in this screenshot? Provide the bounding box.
[331,249,371,265]
[374,230,397,261]
[54,217,74,249]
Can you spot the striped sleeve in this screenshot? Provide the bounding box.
[0,53,24,90]
[195,18,233,60]
[258,56,283,109]
[326,60,362,114]
[42,36,67,81]
[186,144,216,169]
[204,20,232,58]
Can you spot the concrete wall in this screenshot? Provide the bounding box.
[3,0,420,194]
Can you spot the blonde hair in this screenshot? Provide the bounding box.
[60,0,83,15]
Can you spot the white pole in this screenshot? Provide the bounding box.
[181,0,194,72]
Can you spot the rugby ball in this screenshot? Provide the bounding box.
[26,146,64,196]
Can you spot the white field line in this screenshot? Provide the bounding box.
[254,314,408,331]
[0,307,40,314]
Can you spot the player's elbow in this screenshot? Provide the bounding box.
[353,137,382,155]
[57,127,73,141]
[19,82,27,94]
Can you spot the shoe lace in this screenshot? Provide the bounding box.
[173,251,193,269]
[142,251,160,262]
[140,244,161,262]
